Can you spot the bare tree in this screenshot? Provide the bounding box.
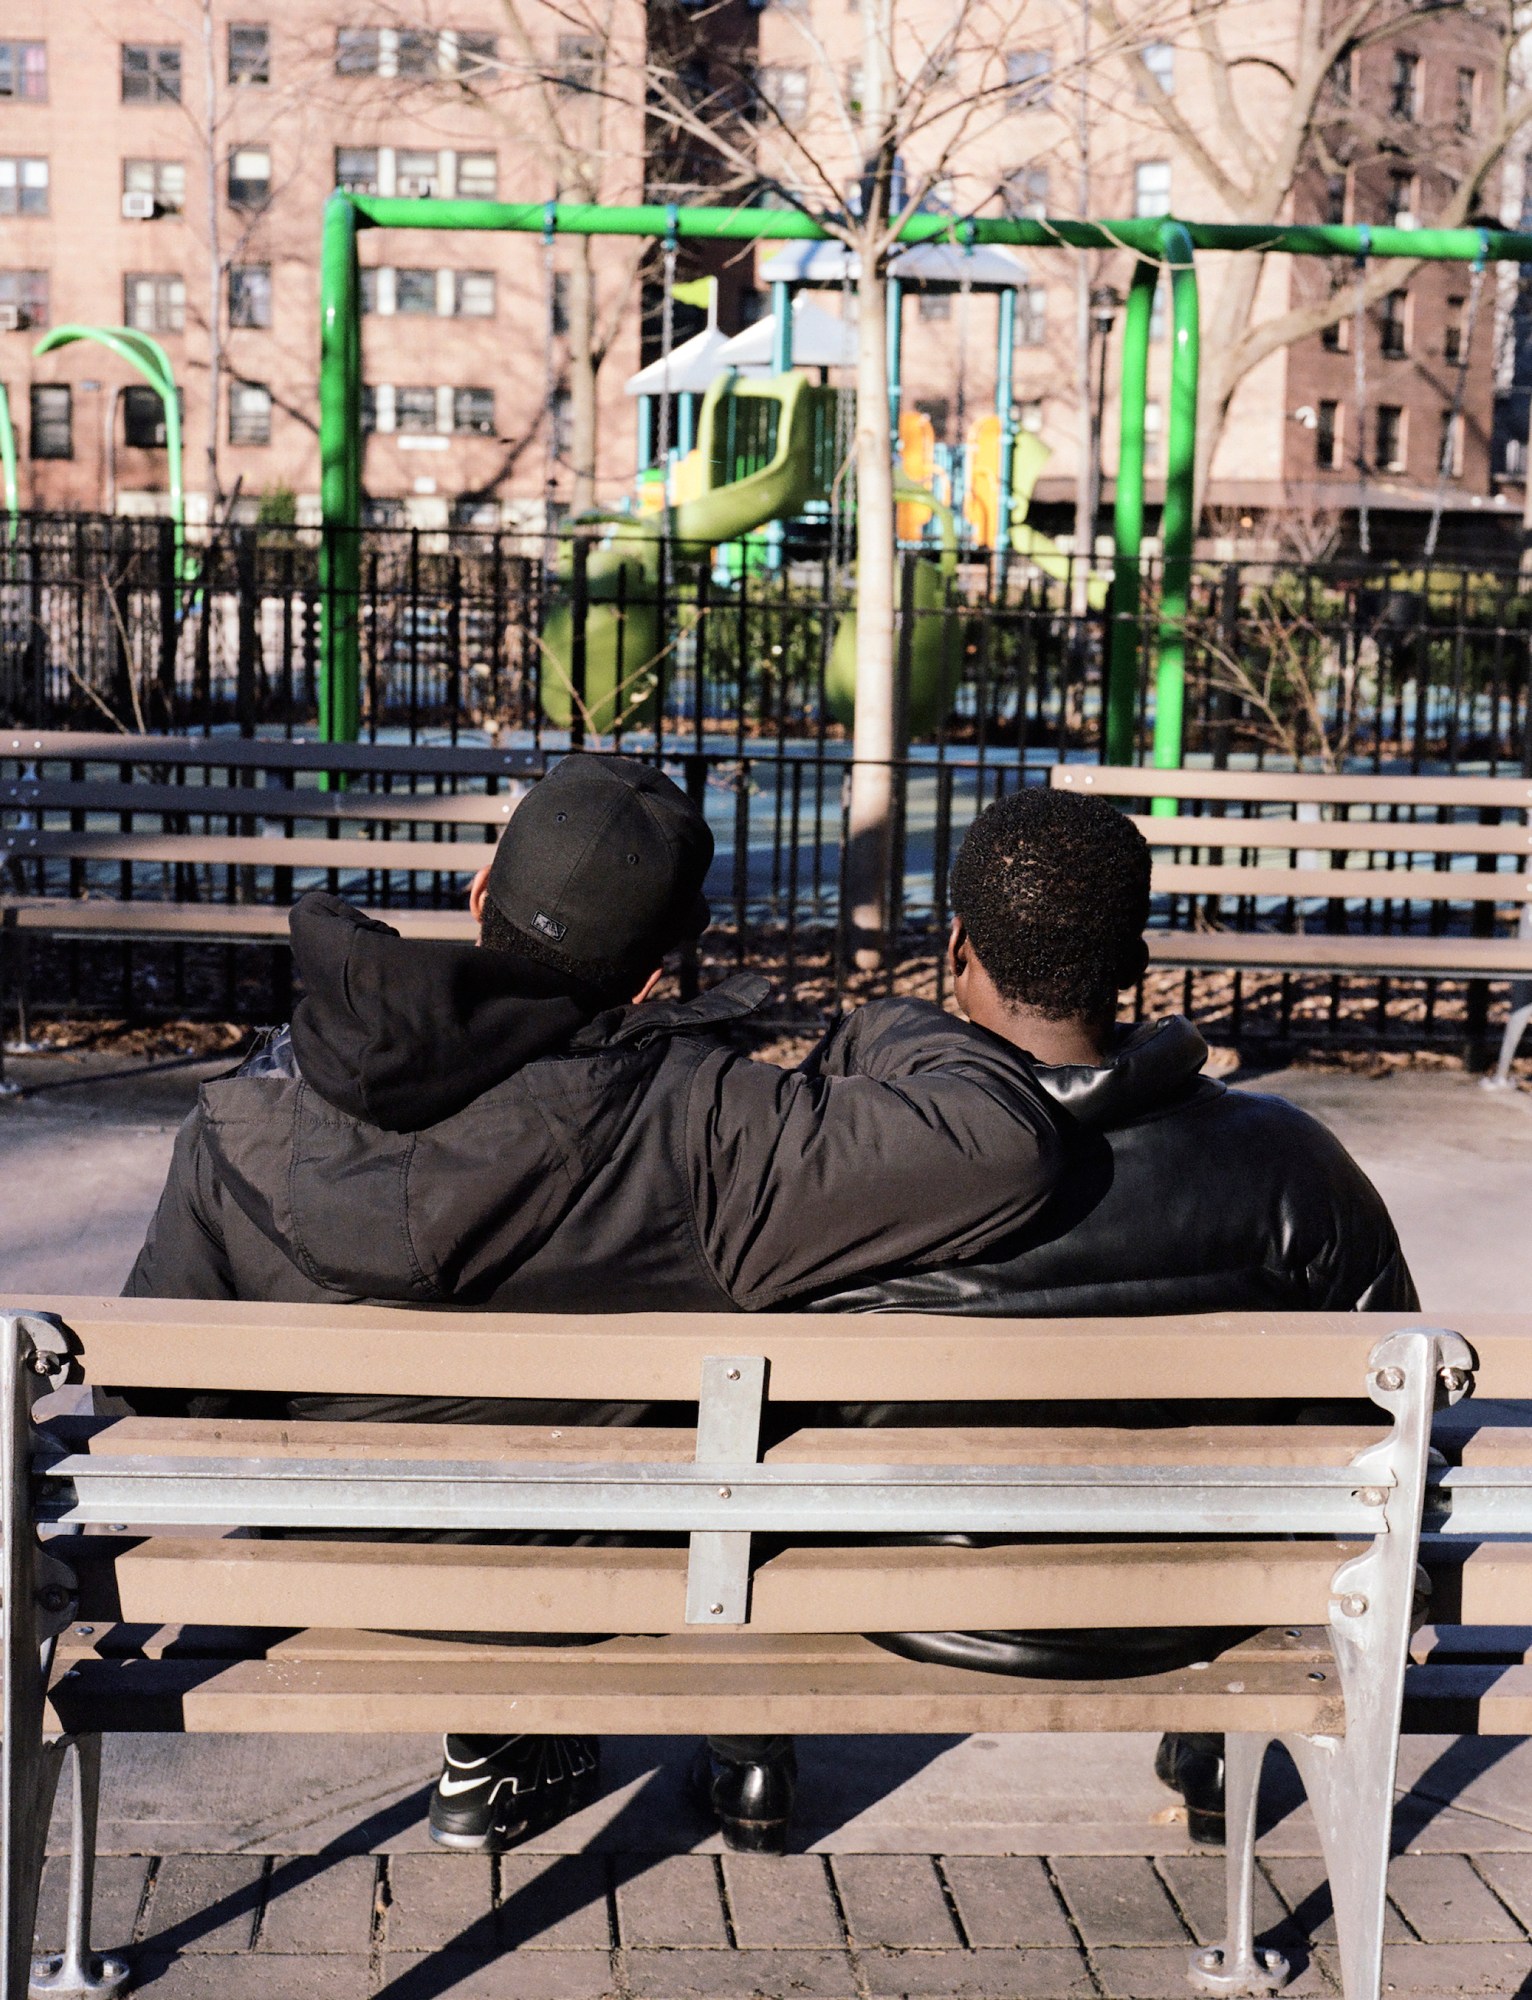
[1091,0,1532,511]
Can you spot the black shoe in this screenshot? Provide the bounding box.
[689,1745,797,1854]
[428,1734,600,1853]
[1154,1732,1226,1847]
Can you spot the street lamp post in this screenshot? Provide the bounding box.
[1086,283,1122,558]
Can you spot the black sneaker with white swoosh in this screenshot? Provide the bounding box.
[428,1734,601,1852]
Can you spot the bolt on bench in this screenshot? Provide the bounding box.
[6,1302,1532,2000]
[0,732,539,1064]
[1051,764,1532,1068]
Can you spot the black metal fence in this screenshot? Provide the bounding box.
[8,509,1532,772]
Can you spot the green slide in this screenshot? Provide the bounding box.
[541,372,835,733]
[825,480,962,738]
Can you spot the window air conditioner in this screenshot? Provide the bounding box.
[122,191,157,220]
[0,305,20,332]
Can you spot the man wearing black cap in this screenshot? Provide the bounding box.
[123,754,1064,1856]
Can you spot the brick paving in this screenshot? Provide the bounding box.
[35,1845,1532,1996]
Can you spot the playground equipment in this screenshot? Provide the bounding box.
[318,193,1532,761]
[30,326,186,581]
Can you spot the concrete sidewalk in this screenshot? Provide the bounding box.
[9,1051,1532,1995]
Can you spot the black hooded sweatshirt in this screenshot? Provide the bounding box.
[123,898,1063,1375]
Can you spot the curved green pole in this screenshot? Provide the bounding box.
[0,384,17,545]
[1150,221,1199,807]
[32,325,185,580]
[1105,259,1157,766]
[318,192,363,743]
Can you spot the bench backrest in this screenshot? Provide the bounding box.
[10,1299,1523,1645]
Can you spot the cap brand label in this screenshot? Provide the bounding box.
[532,911,567,940]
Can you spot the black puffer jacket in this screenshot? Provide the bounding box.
[814,1013,1418,1680]
[124,895,1063,1340]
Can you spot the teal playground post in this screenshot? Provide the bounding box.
[317,197,1532,752]
[31,326,186,581]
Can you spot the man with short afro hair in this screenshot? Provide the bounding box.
[819,780,1417,1845]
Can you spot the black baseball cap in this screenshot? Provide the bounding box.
[483,754,713,984]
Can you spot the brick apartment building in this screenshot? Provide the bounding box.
[0,0,1516,550]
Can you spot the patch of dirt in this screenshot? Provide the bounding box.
[3,1018,249,1060]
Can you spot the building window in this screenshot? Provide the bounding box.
[1005,49,1052,109]
[395,267,438,314]
[917,291,951,322]
[0,42,47,101]
[1324,173,1348,226]
[1456,66,1477,134]
[229,380,272,445]
[0,269,48,330]
[228,23,269,84]
[335,29,380,74]
[0,158,47,216]
[30,384,70,459]
[1438,408,1463,477]
[1375,404,1405,471]
[359,267,380,314]
[227,146,271,209]
[1390,50,1419,122]
[360,385,378,433]
[396,149,441,196]
[125,273,186,333]
[229,264,272,328]
[1144,398,1163,466]
[454,387,496,434]
[335,147,379,194]
[123,384,168,448]
[122,44,182,102]
[1316,399,1341,470]
[1445,296,1465,364]
[1380,289,1408,358]
[456,151,496,198]
[396,29,438,76]
[1017,283,1047,345]
[556,35,599,93]
[757,65,809,125]
[456,32,497,74]
[124,158,186,213]
[1138,41,1173,95]
[1321,271,1349,352]
[1328,48,1353,100]
[1134,160,1171,217]
[396,386,438,432]
[551,270,570,335]
[1001,165,1048,220]
[455,271,495,316]
[551,387,573,457]
[1149,272,1167,342]
[1386,171,1414,228]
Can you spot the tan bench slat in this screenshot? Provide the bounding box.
[1144,931,1532,978]
[1,780,516,825]
[1,730,540,780]
[1405,1664,1532,1733]
[1152,862,1530,904]
[1,901,476,942]
[1132,817,1532,857]
[1054,765,1532,810]
[22,1297,1528,1399]
[73,1416,1385,1469]
[63,1535,1355,1635]
[1424,1545,1532,1625]
[2,831,491,874]
[46,1634,1344,1735]
[1452,1429,1532,1466]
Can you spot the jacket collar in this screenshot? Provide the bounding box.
[1031,1015,1210,1130]
[576,972,773,1050]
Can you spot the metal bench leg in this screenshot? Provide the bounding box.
[28,1738,127,1998]
[1281,1327,1472,2000]
[1484,980,1532,1089]
[1188,1733,1288,1996]
[0,1314,85,2000]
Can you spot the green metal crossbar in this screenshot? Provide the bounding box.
[318,192,1532,753]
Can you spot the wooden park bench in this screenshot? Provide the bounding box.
[1050,763,1532,1078]
[0,732,540,1064]
[3,1299,1530,2000]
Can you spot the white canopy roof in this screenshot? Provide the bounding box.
[758,239,1029,290]
[624,324,733,396]
[714,298,858,373]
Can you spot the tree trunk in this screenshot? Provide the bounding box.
[200,0,222,511]
[568,240,600,514]
[847,254,898,968]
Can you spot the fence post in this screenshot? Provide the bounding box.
[680,752,707,1002]
[884,552,916,978]
[236,527,258,738]
[569,532,588,750]
[155,516,178,727]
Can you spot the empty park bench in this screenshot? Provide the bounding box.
[0,731,540,1059]
[1050,763,1532,1077]
[4,1301,1532,1999]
